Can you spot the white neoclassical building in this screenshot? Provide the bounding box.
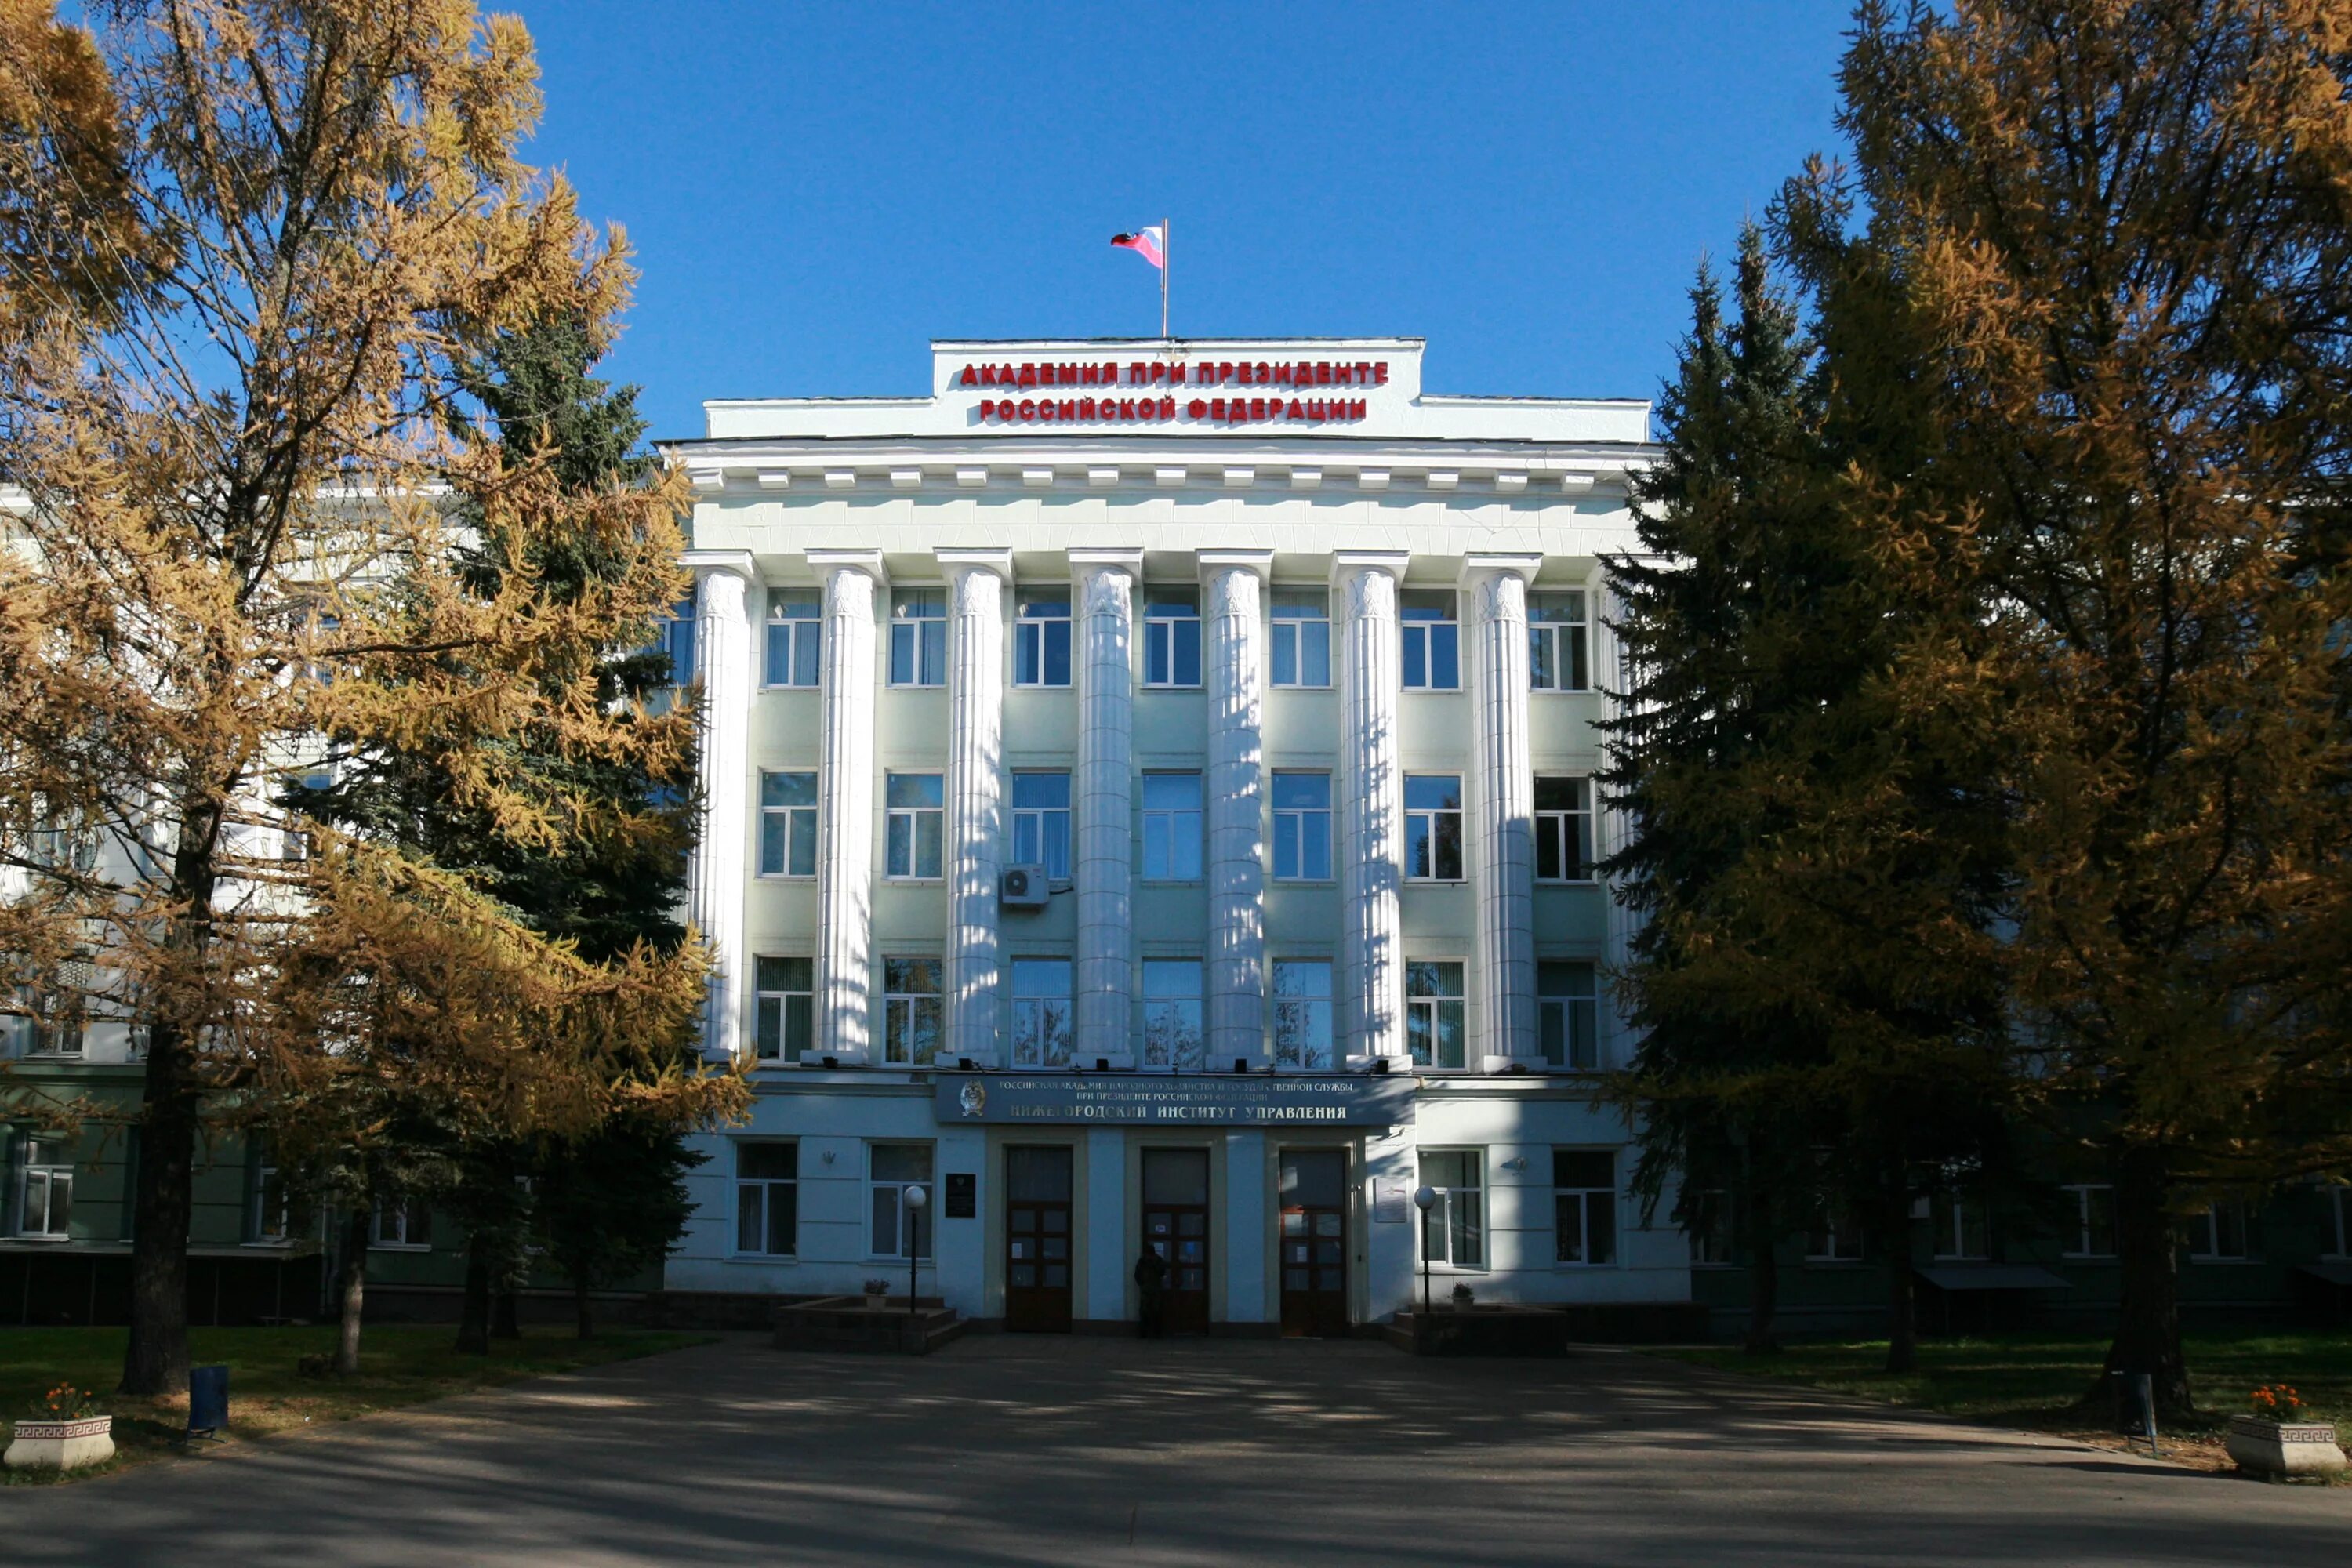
[659,338,1690,1336]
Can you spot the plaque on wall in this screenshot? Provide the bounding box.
[944,1172,977,1218]
[1374,1179,1409,1223]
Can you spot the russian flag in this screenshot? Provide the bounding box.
[1111,227,1165,270]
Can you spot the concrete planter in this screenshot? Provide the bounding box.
[5,1414,115,1472]
[2225,1415,2346,1478]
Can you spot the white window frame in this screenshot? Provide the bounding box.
[1417,1149,1485,1269]
[887,588,947,687]
[753,956,815,1065]
[1405,960,1468,1069]
[868,1142,935,1261]
[734,1141,798,1257]
[247,1150,289,1246]
[758,771,818,879]
[1010,958,1074,1069]
[9,984,84,1059]
[1529,590,1591,692]
[1271,771,1333,881]
[884,772,945,880]
[15,1134,73,1240]
[1014,588,1073,688]
[1930,1190,1990,1261]
[2189,1197,2252,1261]
[1269,588,1331,688]
[1537,960,1599,1069]
[659,593,695,687]
[1010,771,1072,880]
[1271,958,1334,1070]
[1553,1149,1619,1267]
[1403,775,1465,881]
[1399,590,1461,691]
[1142,586,1202,688]
[1142,958,1205,1070]
[1534,775,1595,883]
[2062,1183,2117,1259]
[371,1196,432,1250]
[883,957,943,1066]
[764,591,822,688]
[1141,772,1203,882]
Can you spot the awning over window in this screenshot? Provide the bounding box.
[1914,1264,2071,1292]
[2297,1261,2352,1288]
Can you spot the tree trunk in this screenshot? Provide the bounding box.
[1741,1180,1780,1354]
[492,1288,521,1341]
[1882,1185,1917,1375]
[574,1280,593,1341]
[456,1236,491,1354]
[334,1208,371,1375]
[2103,1144,2192,1414]
[118,1022,198,1396]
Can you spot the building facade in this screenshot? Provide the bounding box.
[658,338,1687,1333]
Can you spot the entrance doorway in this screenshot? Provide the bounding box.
[1141,1148,1210,1334]
[1004,1146,1073,1333]
[1279,1149,1349,1337]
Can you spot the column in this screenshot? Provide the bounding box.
[1201,550,1272,1070]
[1071,549,1142,1069]
[938,549,1011,1068]
[1332,553,1409,1065]
[1461,555,1543,1069]
[684,552,754,1061]
[1594,571,1634,1073]
[809,550,884,1064]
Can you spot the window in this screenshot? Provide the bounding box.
[735,1142,797,1256]
[657,593,695,687]
[2063,1184,2117,1259]
[882,958,942,1066]
[2188,1198,2252,1261]
[1271,771,1332,880]
[1011,772,1071,879]
[247,1149,287,1244]
[372,1197,432,1249]
[1270,588,1331,687]
[1687,1188,1733,1266]
[1272,960,1334,1069]
[1554,1150,1618,1266]
[1011,959,1073,1068]
[754,956,815,1064]
[1014,588,1072,687]
[1142,960,1204,1070]
[1534,776,1594,881]
[1806,1203,1864,1262]
[1141,773,1203,880]
[2328,1185,2349,1260]
[764,591,822,688]
[9,982,84,1058]
[281,768,334,862]
[1403,775,1464,880]
[888,589,946,686]
[758,771,818,877]
[1418,1150,1483,1268]
[884,773,945,880]
[1529,592,1590,691]
[1399,590,1460,690]
[1537,961,1599,1069]
[869,1143,934,1259]
[1930,1191,1989,1260]
[1143,585,1201,687]
[1405,960,1467,1069]
[15,1135,71,1238]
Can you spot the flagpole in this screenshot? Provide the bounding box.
[1161,216,1170,342]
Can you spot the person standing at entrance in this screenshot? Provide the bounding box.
[1134,1242,1168,1338]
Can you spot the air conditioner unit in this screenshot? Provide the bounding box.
[999,864,1051,908]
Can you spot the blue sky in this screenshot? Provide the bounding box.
[522,2,1855,439]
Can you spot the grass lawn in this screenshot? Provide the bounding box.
[1653,1330,2352,1466]
[2,1323,713,1484]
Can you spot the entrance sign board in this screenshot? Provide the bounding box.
[936,1073,1414,1127]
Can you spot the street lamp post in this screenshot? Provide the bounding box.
[1413,1185,1437,1323]
[904,1184,928,1322]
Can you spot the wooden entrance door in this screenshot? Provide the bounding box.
[1004,1145,1073,1333]
[1279,1149,1349,1337]
[1141,1148,1210,1335]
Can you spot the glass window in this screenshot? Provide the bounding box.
[1529,592,1589,691]
[1269,588,1330,688]
[1405,960,1467,1069]
[1537,961,1599,1069]
[1534,776,1594,882]
[1399,590,1460,690]
[1404,775,1464,880]
[868,1143,935,1259]
[1687,1188,1733,1265]
[1806,1202,1864,1262]
[660,593,695,686]
[1011,959,1074,1068]
[758,771,818,877]
[764,591,822,688]
[16,1135,72,1238]
[248,1149,287,1244]
[372,1196,432,1249]
[2189,1198,2252,1261]
[12,981,85,1058]
[754,956,815,1064]
[2063,1184,2117,1258]
[735,1142,797,1255]
[888,589,946,686]
[1418,1149,1483,1268]
[1272,960,1334,1070]
[1141,772,1203,880]
[1011,772,1072,880]
[1271,771,1332,880]
[1554,1149,1617,1265]
[1015,588,1073,687]
[885,772,945,879]
[1933,1190,1989,1261]
[1142,959,1204,1070]
[1143,585,1201,687]
[883,958,942,1066]
[2328,1185,2349,1260]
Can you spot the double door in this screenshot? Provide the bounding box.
[1141,1148,1210,1335]
[1004,1146,1073,1333]
[1279,1149,1349,1337]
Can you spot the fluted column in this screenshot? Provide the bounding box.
[1201,551,1272,1069]
[1072,549,1142,1069]
[939,549,1011,1068]
[810,550,884,1064]
[685,553,755,1061]
[1462,556,1542,1070]
[1333,553,1409,1066]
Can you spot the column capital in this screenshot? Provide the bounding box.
[1330,550,1410,586]
[1196,548,1274,584]
[1068,546,1145,572]
[935,547,1014,579]
[805,547,888,584]
[682,549,757,583]
[1456,553,1544,590]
